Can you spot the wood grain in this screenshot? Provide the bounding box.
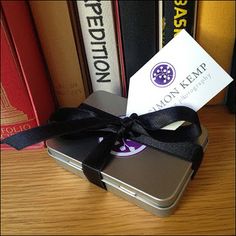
[1,105,235,235]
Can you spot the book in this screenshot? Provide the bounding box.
[161,0,197,48]
[113,0,127,97]
[196,1,235,104]
[1,19,38,149]
[29,1,87,107]
[76,0,122,96]
[226,41,235,113]
[158,0,163,51]
[116,0,157,88]
[67,1,92,96]
[1,1,55,150]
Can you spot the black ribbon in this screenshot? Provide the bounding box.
[1,103,203,188]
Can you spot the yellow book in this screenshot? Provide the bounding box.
[196,1,235,104]
[30,1,86,107]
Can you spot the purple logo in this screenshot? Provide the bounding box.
[151,62,176,87]
[99,137,146,158]
[98,116,146,158]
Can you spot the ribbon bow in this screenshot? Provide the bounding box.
[1,103,203,188]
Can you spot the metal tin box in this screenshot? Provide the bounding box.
[47,91,208,217]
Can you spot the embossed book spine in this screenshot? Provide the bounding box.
[0,20,38,149]
[1,1,55,150]
[76,0,122,96]
[162,0,197,48]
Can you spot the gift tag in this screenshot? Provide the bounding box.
[126,30,233,130]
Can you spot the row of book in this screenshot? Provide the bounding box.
[1,1,235,149]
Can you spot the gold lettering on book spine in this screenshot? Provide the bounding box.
[1,83,28,125]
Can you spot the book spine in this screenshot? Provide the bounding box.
[162,0,197,47]
[158,0,163,51]
[196,1,235,104]
[113,0,127,97]
[67,0,93,97]
[29,1,86,107]
[226,40,236,113]
[1,1,55,124]
[0,18,42,150]
[117,0,157,87]
[76,0,122,96]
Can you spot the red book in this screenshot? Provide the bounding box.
[1,1,55,150]
[113,0,127,97]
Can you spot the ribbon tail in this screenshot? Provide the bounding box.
[1,118,106,150]
[1,123,61,150]
[82,132,118,189]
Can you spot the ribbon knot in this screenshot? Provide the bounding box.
[120,116,133,129]
[118,113,138,138]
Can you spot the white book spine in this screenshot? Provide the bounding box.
[76,0,122,95]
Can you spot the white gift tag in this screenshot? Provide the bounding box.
[126,30,233,130]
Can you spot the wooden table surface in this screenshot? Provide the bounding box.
[1,105,235,235]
